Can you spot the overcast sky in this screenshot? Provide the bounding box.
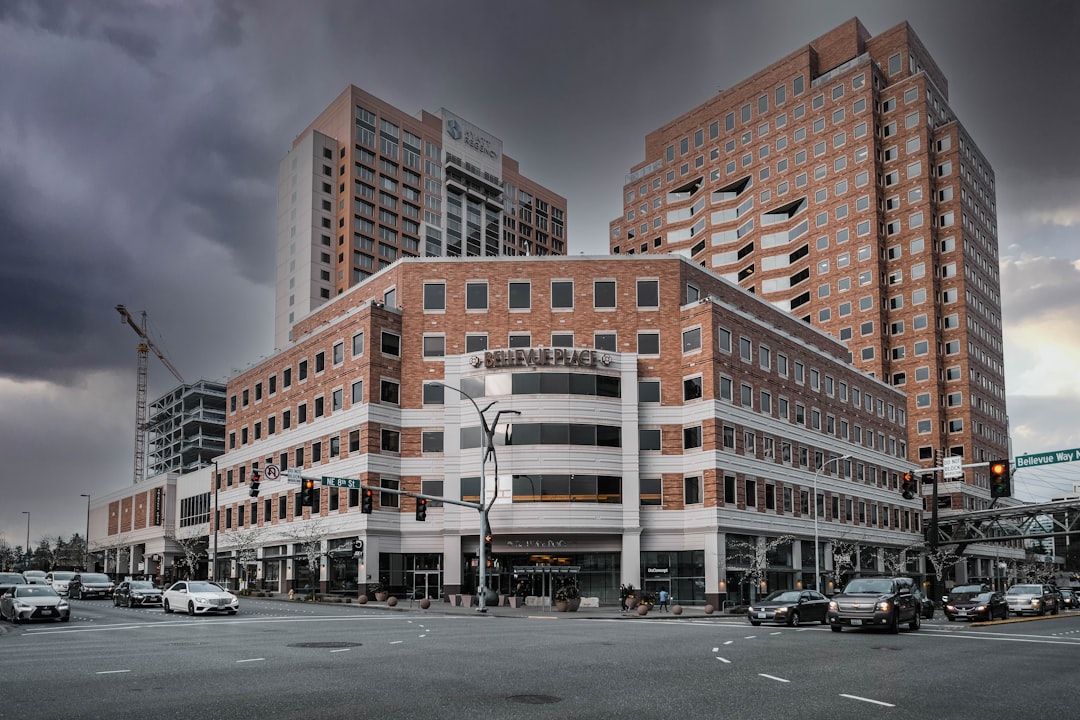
[2,0,1078,545]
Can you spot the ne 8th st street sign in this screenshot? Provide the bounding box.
[1014,448,1080,469]
[322,476,361,490]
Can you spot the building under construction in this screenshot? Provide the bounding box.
[146,380,227,477]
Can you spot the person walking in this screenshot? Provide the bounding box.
[658,588,669,612]
[619,583,628,611]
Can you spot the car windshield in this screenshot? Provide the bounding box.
[843,579,894,594]
[51,572,75,580]
[764,591,802,603]
[1006,585,1040,595]
[130,581,156,590]
[951,584,985,594]
[973,593,994,602]
[16,586,59,598]
[0,573,25,583]
[186,582,225,593]
[80,574,111,583]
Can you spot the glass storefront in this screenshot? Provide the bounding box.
[463,552,620,604]
[640,550,706,605]
[377,553,443,599]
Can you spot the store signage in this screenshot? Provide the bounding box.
[505,539,568,549]
[153,487,163,526]
[474,347,611,369]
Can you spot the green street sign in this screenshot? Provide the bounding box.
[1014,448,1080,469]
[322,476,361,490]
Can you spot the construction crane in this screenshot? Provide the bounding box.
[116,305,184,484]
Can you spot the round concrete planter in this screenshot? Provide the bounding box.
[672,605,683,615]
[356,595,368,604]
[704,604,715,615]
[637,604,650,616]
[420,598,430,609]
[387,596,398,607]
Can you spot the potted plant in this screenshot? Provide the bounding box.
[369,583,389,602]
[554,583,582,612]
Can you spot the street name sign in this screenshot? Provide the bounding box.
[1015,448,1080,469]
[322,476,361,490]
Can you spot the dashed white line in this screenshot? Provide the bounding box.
[770,631,782,635]
[329,648,350,653]
[840,693,895,707]
[723,640,734,645]
[712,646,719,652]
[715,657,731,664]
[758,674,789,683]
[96,670,130,675]
[236,658,265,663]
[744,635,756,639]
[389,640,403,644]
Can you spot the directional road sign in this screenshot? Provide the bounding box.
[322,476,361,490]
[1014,448,1080,469]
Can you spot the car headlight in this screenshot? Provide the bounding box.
[945,604,956,610]
[876,601,891,612]
[828,601,838,610]
[14,601,33,610]
[58,599,69,608]
[192,596,210,603]
[774,607,788,613]
[1032,599,1041,606]
[975,605,987,612]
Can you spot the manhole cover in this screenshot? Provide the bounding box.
[289,641,363,649]
[508,695,561,705]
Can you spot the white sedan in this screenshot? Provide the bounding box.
[162,581,238,616]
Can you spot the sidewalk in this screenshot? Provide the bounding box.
[258,593,732,620]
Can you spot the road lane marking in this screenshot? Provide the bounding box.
[758,674,789,683]
[236,658,265,663]
[770,631,782,635]
[329,649,350,653]
[712,647,719,652]
[715,657,731,664]
[96,670,130,675]
[723,640,733,645]
[840,694,895,707]
[389,640,403,644]
[744,636,756,639]
[913,631,1080,647]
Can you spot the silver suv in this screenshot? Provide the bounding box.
[1005,584,1059,616]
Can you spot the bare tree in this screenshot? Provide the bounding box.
[829,537,860,588]
[284,520,327,601]
[0,536,17,571]
[167,528,208,581]
[923,544,961,596]
[727,535,795,602]
[883,542,924,577]
[220,527,266,592]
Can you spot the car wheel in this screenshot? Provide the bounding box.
[909,612,921,631]
[749,620,761,626]
[187,601,195,616]
[830,625,842,632]
[819,613,828,625]
[113,595,119,607]
[60,616,69,623]
[227,610,237,615]
[163,600,172,613]
[787,611,800,627]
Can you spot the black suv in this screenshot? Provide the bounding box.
[827,576,921,633]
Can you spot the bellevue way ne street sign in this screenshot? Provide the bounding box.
[1015,448,1080,469]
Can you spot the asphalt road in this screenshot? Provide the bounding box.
[3,599,1078,719]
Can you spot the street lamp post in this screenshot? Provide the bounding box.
[213,461,219,585]
[813,454,851,594]
[21,511,30,570]
[433,381,519,612]
[80,494,91,571]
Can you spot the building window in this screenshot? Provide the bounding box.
[640,478,662,506]
[637,331,660,356]
[639,380,661,403]
[683,376,703,401]
[381,429,400,453]
[683,426,702,450]
[466,281,488,310]
[639,429,661,451]
[594,280,616,308]
[682,327,701,353]
[508,281,531,309]
[636,279,659,308]
[380,379,400,405]
[423,335,446,358]
[423,281,446,311]
[684,476,702,505]
[551,280,574,309]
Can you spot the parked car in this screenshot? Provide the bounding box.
[162,581,238,616]
[746,589,829,626]
[827,576,921,633]
[45,571,77,597]
[1,584,70,623]
[113,580,163,607]
[1004,584,1059,616]
[0,572,26,597]
[944,591,1009,621]
[913,589,935,619]
[1058,589,1077,610]
[69,573,115,600]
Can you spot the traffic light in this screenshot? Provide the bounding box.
[248,471,262,498]
[415,497,427,521]
[300,477,315,507]
[361,488,373,514]
[483,532,493,556]
[989,460,1011,498]
[901,471,916,500]
[921,473,935,486]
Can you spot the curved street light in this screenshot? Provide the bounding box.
[813,454,851,593]
[80,494,91,571]
[432,381,520,612]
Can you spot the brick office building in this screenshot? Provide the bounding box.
[275,85,568,348]
[609,18,1009,524]
[216,255,922,607]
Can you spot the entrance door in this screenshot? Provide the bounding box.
[412,570,441,600]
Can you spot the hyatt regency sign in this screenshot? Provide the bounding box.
[473,347,612,369]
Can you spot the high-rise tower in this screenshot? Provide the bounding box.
[610,19,1007,510]
[276,85,567,348]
